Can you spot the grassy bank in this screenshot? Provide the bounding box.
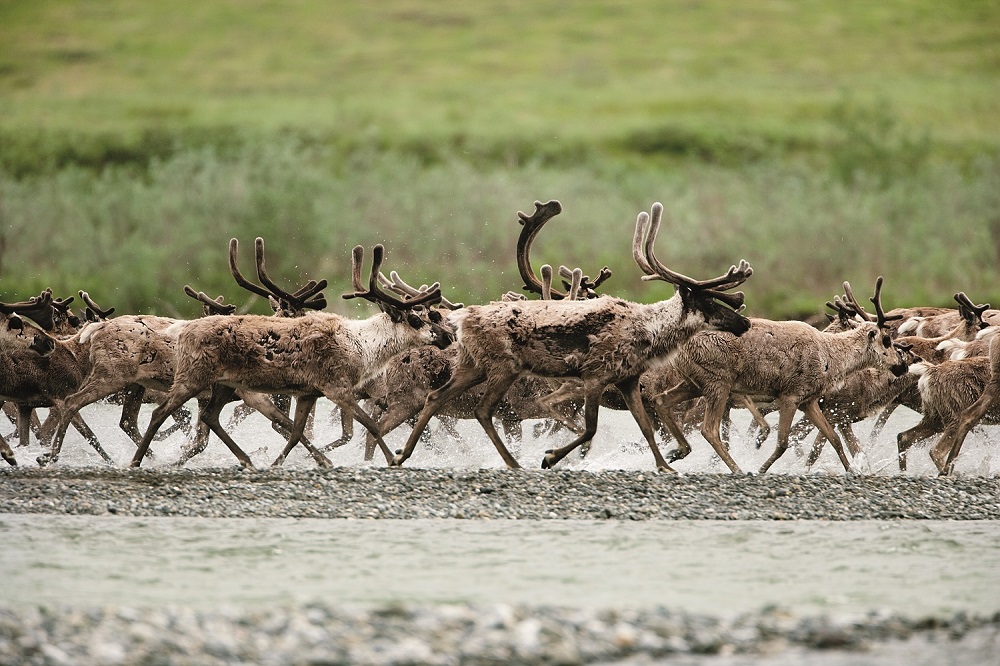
[1,1,998,318]
[3,143,998,319]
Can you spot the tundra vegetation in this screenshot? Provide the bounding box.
[0,1,998,320]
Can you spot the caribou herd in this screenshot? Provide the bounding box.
[1,201,998,476]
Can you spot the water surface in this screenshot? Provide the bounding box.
[5,515,998,616]
[14,401,997,476]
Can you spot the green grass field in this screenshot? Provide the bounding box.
[1,1,998,318]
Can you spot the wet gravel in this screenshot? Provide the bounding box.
[2,602,998,666]
[3,466,999,664]
[1,466,999,521]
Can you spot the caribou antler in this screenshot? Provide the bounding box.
[254,237,328,311]
[955,292,990,326]
[557,265,612,299]
[289,279,328,310]
[343,245,442,310]
[379,270,463,310]
[842,277,899,327]
[27,288,53,306]
[515,200,613,300]
[229,238,327,313]
[826,294,858,325]
[0,290,56,331]
[183,285,237,316]
[867,276,904,328]
[516,200,568,299]
[841,277,902,328]
[633,203,751,310]
[540,264,554,301]
[229,238,273,299]
[559,266,584,300]
[51,294,74,311]
[0,291,51,312]
[840,281,875,322]
[638,203,752,290]
[78,291,115,321]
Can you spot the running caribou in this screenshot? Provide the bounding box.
[128,243,453,468]
[389,201,753,471]
[653,277,908,474]
[38,237,334,467]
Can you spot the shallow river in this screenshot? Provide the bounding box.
[4,403,1000,663]
[11,399,999,476]
[4,402,1000,614]
[4,515,999,616]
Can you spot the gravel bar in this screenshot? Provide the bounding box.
[2,603,998,666]
[4,467,999,664]
[2,466,999,520]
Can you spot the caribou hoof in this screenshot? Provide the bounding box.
[664,447,689,463]
[3,453,18,466]
[541,450,556,469]
[655,463,677,474]
[36,453,55,467]
[390,454,405,467]
[929,451,949,475]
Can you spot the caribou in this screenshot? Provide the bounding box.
[389,201,753,471]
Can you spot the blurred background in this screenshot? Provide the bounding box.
[1,0,998,319]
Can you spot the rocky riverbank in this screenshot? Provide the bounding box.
[1,466,999,520]
[4,467,999,664]
[2,602,998,666]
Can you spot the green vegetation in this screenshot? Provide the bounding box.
[1,1,998,318]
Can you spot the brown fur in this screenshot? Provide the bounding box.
[0,302,112,465]
[390,202,753,471]
[130,307,451,469]
[655,317,904,474]
[357,345,583,460]
[793,354,921,467]
[897,338,1000,474]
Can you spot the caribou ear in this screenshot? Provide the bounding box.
[406,312,425,329]
[429,309,443,324]
[30,334,56,356]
